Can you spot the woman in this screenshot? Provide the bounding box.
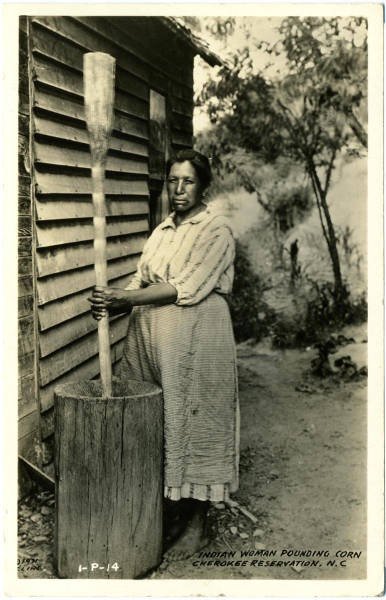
[89,149,239,559]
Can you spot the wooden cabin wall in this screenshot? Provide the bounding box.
[18,16,41,476]
[109,17,194,152]
[26,16,195,465]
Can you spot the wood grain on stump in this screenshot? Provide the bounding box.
[54,379,163,579]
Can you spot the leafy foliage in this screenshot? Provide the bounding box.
[271,279,367,349]
[199,17,367,157]
[180,16,236,40]
[229,241,275,343]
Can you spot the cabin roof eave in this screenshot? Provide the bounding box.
[160,17,224,67]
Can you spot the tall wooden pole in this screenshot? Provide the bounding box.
[83,52,115,398]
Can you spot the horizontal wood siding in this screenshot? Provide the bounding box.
[169,74,194,151]
[40,339,125,438]
[111,17,195,152]
[30,16,151,417]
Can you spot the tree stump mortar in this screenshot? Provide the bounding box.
[54,379,163,579]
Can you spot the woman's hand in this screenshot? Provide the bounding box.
[88,286,133,320]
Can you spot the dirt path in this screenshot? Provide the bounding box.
[18,325,367,580]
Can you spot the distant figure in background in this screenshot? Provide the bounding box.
[89,149,239,560]
[290,238,300,284]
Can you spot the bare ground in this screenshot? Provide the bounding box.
[18,324,367,580]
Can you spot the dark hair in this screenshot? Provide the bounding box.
[166,149,212,191]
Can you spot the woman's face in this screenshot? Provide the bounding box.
[167,161,202,214]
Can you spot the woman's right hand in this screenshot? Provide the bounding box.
[88,286,133,320]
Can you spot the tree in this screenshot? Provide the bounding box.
[198,16,367,303]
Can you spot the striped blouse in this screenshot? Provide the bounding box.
[125,206,235,306]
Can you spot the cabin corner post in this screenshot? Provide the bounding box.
[18,16,42,494]
[28,15,45,464]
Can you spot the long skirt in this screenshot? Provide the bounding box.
[118,292,239,502]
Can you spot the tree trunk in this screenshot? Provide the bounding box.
[309,165,345,302]
[55,379,163,579]
[347,110,367,149]
[319,196,345,302]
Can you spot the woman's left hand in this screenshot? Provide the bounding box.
[88,286,133,320]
